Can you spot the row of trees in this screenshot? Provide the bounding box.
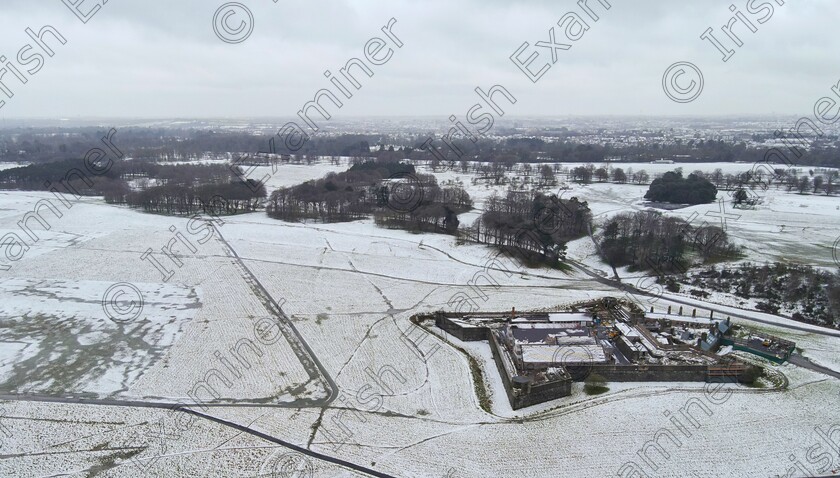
[688,167,840,196]
[599,210,739,272]
[0,156,264,216]
[0,128,380,164]
[0,157,235,192]
[8,127,838,167]
[569,165,651,185]
[374,179,473,234]
[777,169,840,195]
[114,180,266,215]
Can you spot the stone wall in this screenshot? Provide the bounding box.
[511,378,572,410]
[590,364,709,382]
[489,330,572,410]
[435,315,491,341]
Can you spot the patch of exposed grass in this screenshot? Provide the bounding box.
[583,384,610,395]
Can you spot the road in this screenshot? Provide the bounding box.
[3,222,837,477]
[787,354,840,380]
[0,227,375,476]
[0,393,394,478]
[215,227,339,405]
[567,259,840,339]
[566,259,840,379]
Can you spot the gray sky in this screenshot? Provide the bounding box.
[0,0,838,119]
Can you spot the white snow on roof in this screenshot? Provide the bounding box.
[550,335,597,346]
[618,335,645,353]
[548,313,592,323]
[616,322,640,338]
[450,318,481,328]
[638,334,664,357]
[514,323,577,329]
[520,344,607,364]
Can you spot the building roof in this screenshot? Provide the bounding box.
[615,322,640,338]
[550,335,597,346]
[618,335,646,353]
[548,313,592,323]
[520,344,608,365]
[510,324,590,344]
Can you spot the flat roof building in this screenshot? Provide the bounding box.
[520,344,608,369]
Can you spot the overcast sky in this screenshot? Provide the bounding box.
[0,0,837,119]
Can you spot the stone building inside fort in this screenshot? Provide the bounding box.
[434,298,767,410]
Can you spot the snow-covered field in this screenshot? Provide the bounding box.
[0,160,838,477]
[0,192,316,404]
[0,278,199,395]
[245,162,347,195]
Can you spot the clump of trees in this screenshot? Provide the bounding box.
[266,161,472,235]
[466,190,592,267]
[644,171,717,205]
[598,210,740,273]
[684,263,840,328]
[374,180,472,234]
[122,180,266,215]
[266,161,413,222]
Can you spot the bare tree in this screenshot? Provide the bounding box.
[797,175,811,194]
[813,175,824,194]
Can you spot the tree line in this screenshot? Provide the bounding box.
[374,180,472,234]
[0,157,263,216]
[114,180,266,215]
[7,127,838,168]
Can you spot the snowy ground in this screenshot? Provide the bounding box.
[0,192,316,405]
[0,278,199,396]
[244,162,347,196]
[0,160,838,477]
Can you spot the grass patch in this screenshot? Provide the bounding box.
[86,448,144,477]
[584,372,609,396]
[466,353,492,413]
[583,384,610,395]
